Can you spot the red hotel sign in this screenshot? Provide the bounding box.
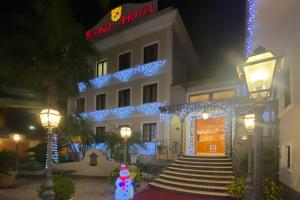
[86,2,156,41]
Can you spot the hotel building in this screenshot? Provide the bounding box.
[67,1,249,158]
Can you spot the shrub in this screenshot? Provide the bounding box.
[27,143,47,168]
[0,150,16,175]
[38,175,75,200]
[19,160,43,171]
[263,179,283,200]
[227,178,246,200]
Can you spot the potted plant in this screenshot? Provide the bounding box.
[0,150,17,188]
[263,179,283,200]
[227,178,246,200]
[157,144,166,154]
[38,175,75,200]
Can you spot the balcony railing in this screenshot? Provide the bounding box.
[80,102,166,122]
[78,59,166,92]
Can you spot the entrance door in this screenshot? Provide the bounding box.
[194,117,225,155]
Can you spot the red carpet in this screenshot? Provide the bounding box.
[134,188,232,200]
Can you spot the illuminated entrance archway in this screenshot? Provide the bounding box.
[194,117,225,155]
[187,110,233,156]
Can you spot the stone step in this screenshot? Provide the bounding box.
[149,182,230,197]
[182,155,229,159]
[164,170,235,181]
[159,174,233,186]
[153,178,228,193]
[175,159,232,166]
[167,166,233,175]
[178,157,232,162]
[171,163,233,171]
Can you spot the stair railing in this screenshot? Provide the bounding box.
[232,142,242,177]
[155,139,178,160]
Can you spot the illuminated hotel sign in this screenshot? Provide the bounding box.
[86,1,157,41]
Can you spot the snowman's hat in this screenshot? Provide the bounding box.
[120,165,128,171]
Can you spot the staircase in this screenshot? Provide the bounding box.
[149,155,234,197]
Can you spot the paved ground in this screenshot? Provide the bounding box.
[135,188,232,200]
[0,177,115,200]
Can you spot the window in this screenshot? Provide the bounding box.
[119,52,131,71]
[95,127,106,143]
[213,89,235,101]
[286,145,291,168]
[143,123,157,142]
[118,89,130,107]
[282,145,291,169]
[143,43,158,64]
[284,69,291,108]
[189,93,209,103]
[96,60,107,77]
[76,98,85,113]
[96,94,106,110]
[143,83,157,103]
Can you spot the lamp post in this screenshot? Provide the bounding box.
[120,127,132,164]
[243,114,256,200]
[237,47,282,200]
[13,134,21,173]
[40,109,61,200]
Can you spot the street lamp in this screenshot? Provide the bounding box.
[40,108,61,200]
[12,133,21,173]
[238,49,280,101]
[244,114,256,134]
[237,47,282,200]
[120,127,132,164]
[243,114,255,200]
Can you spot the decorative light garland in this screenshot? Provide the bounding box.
[246,0,257,57]
[80,102,166,122]
[45,133,59,169]
[78,59,166,92]
[160,100,252,122]
[159,100,253,155]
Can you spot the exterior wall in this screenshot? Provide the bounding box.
[253,0,300,194]
[73,26,172,140]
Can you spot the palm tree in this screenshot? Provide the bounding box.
[58,113,95,161]
[0,0,95,109]
[0,0,96,165]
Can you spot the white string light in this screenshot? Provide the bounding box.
[78,59,166,92]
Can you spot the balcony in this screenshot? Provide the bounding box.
[78,59,166,92]
[79,102,166,122]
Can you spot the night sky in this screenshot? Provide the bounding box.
[1,0,246,78]
[0,0,246,134]
[70,0,246,78]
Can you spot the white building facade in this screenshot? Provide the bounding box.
[68,2,199,154]
[250,0,300,198]
[68,1,249,157]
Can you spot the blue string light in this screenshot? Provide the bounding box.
[137,102,165,115]
[77,59,166,92]
[80,102,166,122]
[45,133,59,169]
[159,101,251,155]
[90,110,110,121]
[246,0,257,57]
[113,107,135,119]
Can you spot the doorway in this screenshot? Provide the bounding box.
[194,117,225,155]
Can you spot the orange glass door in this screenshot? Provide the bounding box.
[194,117,225,154]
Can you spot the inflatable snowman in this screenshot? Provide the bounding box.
[115,165,134,200]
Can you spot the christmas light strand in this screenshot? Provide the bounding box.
[78,59,166,92]
[45,133,59,169]
[246,0,257,57]
[80,102,166,122]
